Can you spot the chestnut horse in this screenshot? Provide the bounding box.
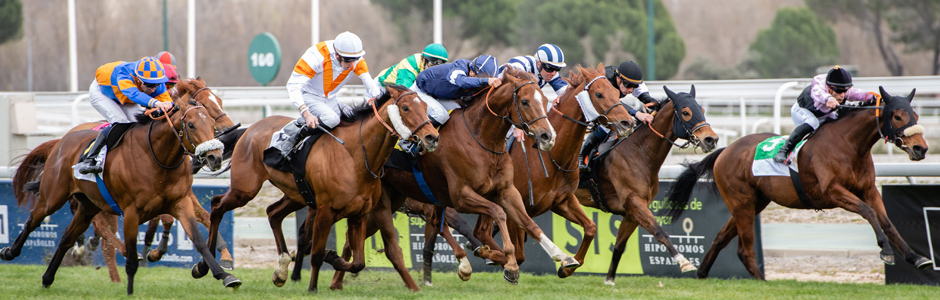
[664,87,931,279]
[198,85,439,293]
[327,67,572,287]
[1,97,235,295]
[59,78,239,278]
[460,64,634,280]
[574,85,718,285]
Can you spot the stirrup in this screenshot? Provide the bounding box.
[578,156,591,172]
[78,160,103,174]
[772,148,789,164]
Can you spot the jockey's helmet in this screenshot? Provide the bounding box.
[535,43,566,68]
[156,51,176,66]
[826,65,853,88]
[617,61,643,85]
[422,43,449,62]
[471,55,498,77]
[162,63,179,84]
[333,31,365,58]
[135,57,169,84]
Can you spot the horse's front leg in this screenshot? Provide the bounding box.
[327,216,368,273]
[437,210,472,282]
[454,187,520,284]
[372,201,420,291]
[866,187,933,268]
[829,186,896,265]
[307,207,338,293]
[471,214,507,265]
[497,186,579,272]
[121,209,141,295]
[550,193,597,278]
[625,194,697,274]
[171,196,241,289]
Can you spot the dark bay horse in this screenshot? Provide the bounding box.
[328,67,571,287]
[2,97,235,294]
[199,85,439,293]
[574,85,718,285]
[464,64,634,279]
[665,87,931,279]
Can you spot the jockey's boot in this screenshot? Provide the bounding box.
[275,120,305,158]
[77,125,114,174]
[773,123,815,164]
[578,128,607,172]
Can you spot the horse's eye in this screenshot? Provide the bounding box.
[595,92,603,98]
[188,122,195,129]
[894,114,902,121]
[189,100,197,105]
[401,105,410,112]
[683,111,691,116]
[521,100,530,106]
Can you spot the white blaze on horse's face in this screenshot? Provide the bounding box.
[531,90,543,109]
[207,93,221,109]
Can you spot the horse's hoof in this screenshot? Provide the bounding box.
[191,261,209,279]
[147,249,162,263]
[220,259,234,271]
[70,244,84,257]
[603,278,615,286]
[289,250,297,262]
[86,236,100,252]
[457,257,472,281]
[557,264,577,278]
[695,269,709,279]
[0,247,14,261]
[272,271,286,287]
[484,259,497,266]
[560,256,580,268]
[423,280,433,287]
[223,275,242,289]
[680,263,698,273]
[503,269,519,285]
[881,253,896,265]
[329,281,344,291]
[914,257,934,269]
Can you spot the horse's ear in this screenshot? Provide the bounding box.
[907,88,916,103]
[879,86,891,100]
[663,85,678,100]
[596,62,604,71]
[689,84,696,98]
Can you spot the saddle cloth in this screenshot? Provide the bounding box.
[751,136,807,177]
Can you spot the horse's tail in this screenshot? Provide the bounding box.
[662,147,725,219]
[13,139,60,208]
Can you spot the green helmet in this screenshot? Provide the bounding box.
[422,43,449,62]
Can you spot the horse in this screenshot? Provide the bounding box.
[448,63,634,281]
[57,77,239,277]
[664,86,931,280]
[573,85,718,285]
[197,85,440,293]
[1,96,236,295]
[327,67,576,288]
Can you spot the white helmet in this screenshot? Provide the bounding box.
[535,43,566,68]
[333,31,365,58]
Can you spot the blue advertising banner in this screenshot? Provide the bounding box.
[0,180,233,268]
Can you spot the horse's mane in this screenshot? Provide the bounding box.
[338,84,402,124]
[502,66,537,82]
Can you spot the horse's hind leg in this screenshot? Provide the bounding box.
[370,200,420,291]
[141,216,160,265]
[438,210,472,282]
[307,207,339,293]
[41,200,100,288]
[626,195,697,274]
[605,218,639,285]
[93,214,122,282]
[291,210,315,282]
[443,206,484,255]
[865,188,932,268]
[697,218,738,279]
[421,207,441,285]
[147,215,174,263]
[0,191,72,261]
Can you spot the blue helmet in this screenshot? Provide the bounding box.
[535,43,565,68]
[471,55,498,77]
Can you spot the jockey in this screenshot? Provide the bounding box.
[273,31,382,158]
[578,60,656,171]
[162,62,180,98]
[773,66,877,163]
[376,43,449,88]
[76,56,174,174]
[398,55,500,153]
[500,43,569,141]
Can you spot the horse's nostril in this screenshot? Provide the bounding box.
[914,145,926,153]
[705,137,717,145]
[621,120,631,127]
[426,135,438,144]
[540,133,551,142]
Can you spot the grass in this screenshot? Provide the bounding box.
[0,264,935,299]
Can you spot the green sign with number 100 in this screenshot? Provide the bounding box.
[247,32,282,86]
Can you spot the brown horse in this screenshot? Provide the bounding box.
[60,77,239,275]
[573,85,718,285]
[328,67,572,287]
[1,97,235,294]
[198,85,439,293]
[665,86,931,280]
[463,64,634,279]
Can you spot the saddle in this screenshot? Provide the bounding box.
[78,122,135,162]
[262,128,324,208]
[577,137,626,213]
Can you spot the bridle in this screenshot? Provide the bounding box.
[466,80,546,154]
[146,103,210,169]
[360,90,434,178]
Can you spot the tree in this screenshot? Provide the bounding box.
[806,0,903,75]
[888,0,940,75]
[0,0,22,45]
[371,0,517,49]
[748,7,839,78]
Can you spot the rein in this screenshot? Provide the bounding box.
[360,91,432,178]
[146,104,207,169]
[466,80,545,154]
[645,100,709,150]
